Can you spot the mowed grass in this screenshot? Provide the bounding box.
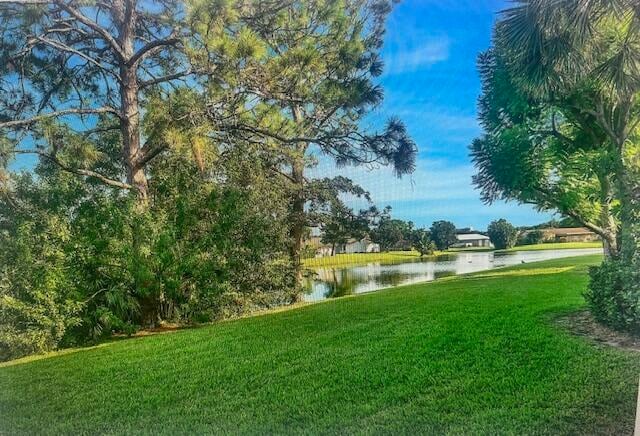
[304,242,603,268]
[2,255,639,435]
[499,241,603,252]
[303,250,424,268]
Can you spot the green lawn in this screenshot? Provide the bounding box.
[500,241,603,252]
[303,250,424,268]
[2,255,639,434]
[305,242,602,268]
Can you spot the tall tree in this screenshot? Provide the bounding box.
[471,49,620,255]
[319,201,369,256]
[430,220,457,251]
[477,0,640,331]
[0,0,193,202]
[487,218,517,250]
[490,0,640,260]
[411,228,436,257]
[188,0,417,286]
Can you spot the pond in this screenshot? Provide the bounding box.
[303,248,602,302]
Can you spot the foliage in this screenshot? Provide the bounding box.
[487,219,518,250]
[318,202,370,255]
[370,208,415,252]
[519,230,545,246]
[0,143,294,361]
[585,259,640,334]
[476,0,640,331]
[0,191,83,361]
[429,220,457,251]
[471,49,618,254]
[187,0,416,282]
[411,229,436,256]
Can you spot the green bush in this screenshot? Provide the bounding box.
[521,230,544,245]
[585,259,640,334]
[0,149,295,361]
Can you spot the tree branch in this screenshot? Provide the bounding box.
[30,35,120,82]
[0,107,121,128]
[139,69,193,89]
[128,35,181,66]
[134,142,167,169]
[54,0,126,60]
[12,150,132,190]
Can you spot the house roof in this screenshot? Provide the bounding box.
[456,233,490,241]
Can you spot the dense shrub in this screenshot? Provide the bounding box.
[519,229,544,246]
[0,219,83,361]
[0,150,295,361]
[585,259,640,334]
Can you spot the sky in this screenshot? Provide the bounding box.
[9,0,556,231]
[310,0,555,231]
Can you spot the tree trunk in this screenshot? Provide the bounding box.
[115,0,149,202]
[597,171,619,259]
[614,153,637,262]
[289,149,305,296]
[289,105,308,299]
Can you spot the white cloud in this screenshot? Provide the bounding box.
[383,37,450,75]
[307,156,554,229]
[310,157,476,204]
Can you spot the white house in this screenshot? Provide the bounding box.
[308,236,381,257]
[334,238,381,254]
[453,233,492,248]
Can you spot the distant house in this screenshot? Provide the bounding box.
[334,238,380,255]
[524,227,600,243]
[452,233,492,248]
[305,236,332,257]
[305,235,380,257]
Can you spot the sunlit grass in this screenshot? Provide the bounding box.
[468,266,576,279]
[304,242,602,268]
[303,250,427,268]
[500,242,603,252]
[2,254,638,435]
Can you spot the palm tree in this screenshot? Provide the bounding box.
[495,0,640,260]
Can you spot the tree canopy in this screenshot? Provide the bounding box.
[429,220,457,251]
[474,0,640,332]
[0,0,417,360]
[487,219,517,250]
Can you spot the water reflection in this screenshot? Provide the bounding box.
[303,248,602,302]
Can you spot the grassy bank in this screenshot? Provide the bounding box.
[499,241,603,252]
[2,255,638,434]
[303,250,424,268]
[305,242,602,268]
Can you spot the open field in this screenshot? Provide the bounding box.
[2,254,639,435]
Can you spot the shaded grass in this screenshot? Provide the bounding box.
[1,255,638,435]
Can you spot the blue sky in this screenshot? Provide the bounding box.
[310,0,555,230]
[9,0,555,230]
